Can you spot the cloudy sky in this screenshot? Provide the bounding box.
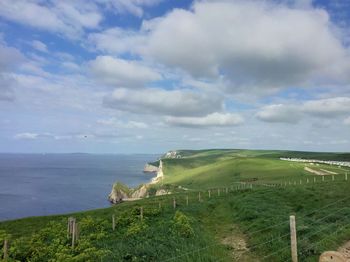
[0,0,350,153]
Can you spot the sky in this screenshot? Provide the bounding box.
[0,0,350,154]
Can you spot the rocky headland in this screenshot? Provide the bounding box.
[108,159,168,204]
[143,163,159,173]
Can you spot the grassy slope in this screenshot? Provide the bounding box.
[1,149,350,261]
[163,149,350,189]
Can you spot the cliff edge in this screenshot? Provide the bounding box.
[108,160,168,204]
[108,182,131,204]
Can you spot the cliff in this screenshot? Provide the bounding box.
[150,160,164,184]
[108,182,131,204]
[108,159,167,204]
[143,164,159,173]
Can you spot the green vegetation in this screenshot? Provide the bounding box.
[1,149,350,261]
[112,182,132,195]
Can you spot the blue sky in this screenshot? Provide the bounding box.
[0,0,350,154]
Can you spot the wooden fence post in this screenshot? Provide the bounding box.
[306,178,309,184]
[67,217,76,239]
[332,175,335,181]
[3,239,8,260]
[140,207,143,221]
[314,177,316,183]
[322,176,325,182]
[290,215,298,262]
[346,173,348,181]
[72,219,76,248]
[112,214,115,231]
[173,197,176,209]
[208,190,211,198]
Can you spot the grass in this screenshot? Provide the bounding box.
[1,149,350,261]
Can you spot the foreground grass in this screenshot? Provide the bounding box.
[1,149,350,261]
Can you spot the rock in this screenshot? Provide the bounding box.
[108,182,130,204]
[108,157,167,203]
[143,164,159,173]
[131,184,149,198]
[155,189,168,196]
[150,160,164,184]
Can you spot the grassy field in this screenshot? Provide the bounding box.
[1,149,350,261]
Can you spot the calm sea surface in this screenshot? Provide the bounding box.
[0,153,158,221]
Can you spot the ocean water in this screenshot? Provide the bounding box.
[0,153,158,221]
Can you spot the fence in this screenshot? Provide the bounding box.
[2,172,350,261]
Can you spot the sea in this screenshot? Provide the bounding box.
[0,153,159,221]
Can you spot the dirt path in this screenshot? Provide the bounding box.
[304,167,329,176]
[220,225,258,261]
[338,241,350,261]
[320,169,338,175]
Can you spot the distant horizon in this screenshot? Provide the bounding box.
[0,147,349,155]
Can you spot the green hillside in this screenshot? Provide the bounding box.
[1,149,350,261]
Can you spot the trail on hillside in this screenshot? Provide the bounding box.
[338,240,350,260]
[304,167,331,176]
[220,226,254,261]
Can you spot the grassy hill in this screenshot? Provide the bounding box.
[1,149,350,261]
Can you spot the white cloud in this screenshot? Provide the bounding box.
[103,88,223,116]
[0,42,23,72]
[88,27,146,55]
[54,52,75,61]
[31,40,48,53]
[0,42,24,101]
[14,132,39,140]
[257,97,350,123]
[0,0,102,38]
[90,0,349,92]
[97,0,163,17]
[303,97,350,117]
[256,104,301,123]
[0,0,163,39]
[89,56,161,87]
[0,74,16,101]
[166,112,243,128]
[54,1,102,29]
[61,61,80,71]
[344,117,350,125]
[149,1,348,87]
[97,118,148,128]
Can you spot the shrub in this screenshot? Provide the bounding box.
[147,187,157,196]
[172,211,194,238]
[126,221,148,237]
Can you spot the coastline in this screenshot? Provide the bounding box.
[0,153,156,222]
[108,160,165,204]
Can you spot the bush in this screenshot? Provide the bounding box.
[172,211,194,238]
[147,187,157,196]
[5,219,112,262]
[126,221,148,237]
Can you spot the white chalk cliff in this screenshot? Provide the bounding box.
[108,160,167,204]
